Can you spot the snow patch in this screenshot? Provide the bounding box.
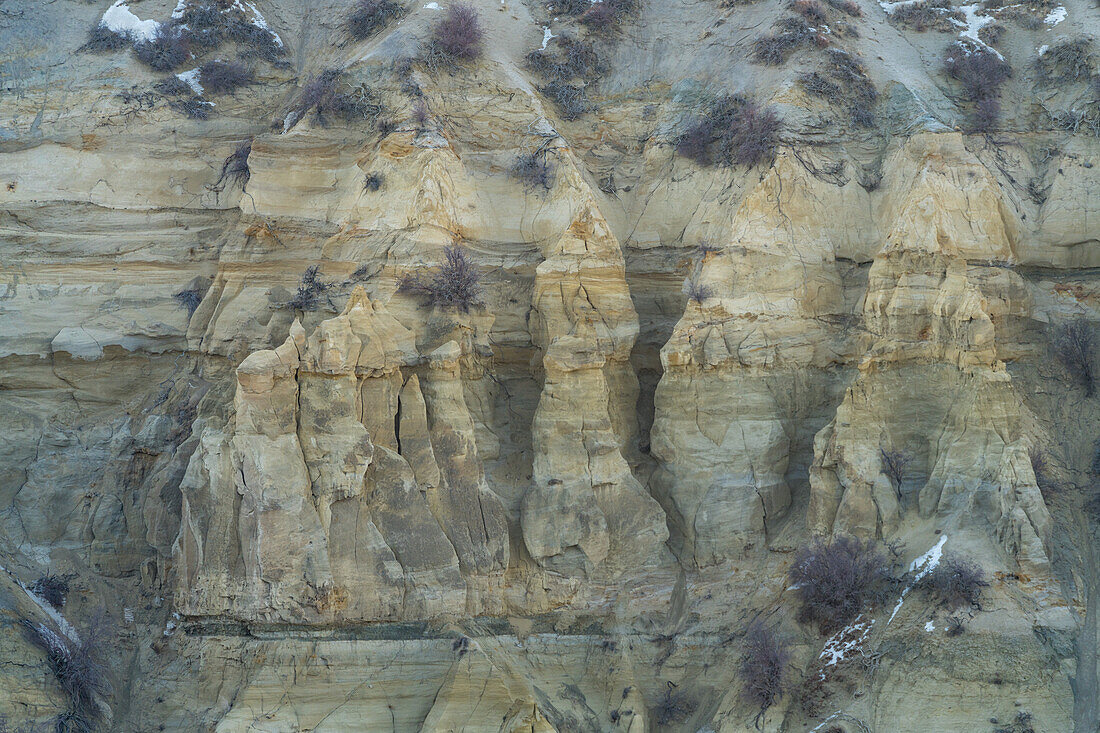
[101,1,161,43]
[241,1,283,47]
[1045,5,1066,24]
[819,615,874,668]
[1038,44,1049,56]
[954,4,1004,58]
[910,534,948,580]
[541,26,556,49]
[924,620,935,632]
[425,2,440,8]
[177,68,204,95]
[888,535,949,625]
[0,563,80,643]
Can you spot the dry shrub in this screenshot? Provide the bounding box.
[22,612,111,733]
[363,172,384,191]
[917,553,988,610]
[153,76,193,96]
[753,17,818,65]
[677,95,781,168]
[174,288,204,315]
[1052,318,1096,396]
[80,25,131,53]
[580,0,638,27]
[944,44,1011,130]
[293,70,385,127]
[652,684,696,727]
[198,60,253,94]
[889,0,961,31]
[168,98,212,120]
[792,0,827,23]
[684,278,714,304]
[31,574,69,610]
[526,34,608,82]
[826,0,863,16]
[803,49,879,126]
[174,2,226,50]
[539,81,593,119]
[287,265,334,311]
[1036,38,1095,83]
[510,152,555,190]
[399,245,483,312]
[134,26,191,71]
[212,139,252,192]
[788,536,893,634]
[430,3,484,61]
[738,623,790,723]
[345,0,407,40]
[880,447,911,495]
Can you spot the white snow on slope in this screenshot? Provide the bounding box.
[820,615,874,668]
[101,1,160,43]
[177,68,204,95]
[888,535,949,624]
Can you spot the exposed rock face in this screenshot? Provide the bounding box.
[2,0,1099,731]
[807,138,1052,576]
[523,200,668,577]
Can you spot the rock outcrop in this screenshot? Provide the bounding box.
[2,0,1098,730]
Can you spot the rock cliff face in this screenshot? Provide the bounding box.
[2,0,1100,730]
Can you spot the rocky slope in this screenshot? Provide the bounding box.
[2,0,1100,730]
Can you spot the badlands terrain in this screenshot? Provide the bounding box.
[2,0,1100,730]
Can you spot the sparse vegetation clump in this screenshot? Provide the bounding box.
[684,278,714,304]
[22,614,111,733]
[539,81,594,120]
[792,0,827,24]
[880,447,911,497]
[80,25,131,53]
[510,152,555,190]
[738,623,790,724]
[153,76,193,96]
[399,245,483,312]
[287,265,334,311]
[944,43,1012,131]
[526,34,608,83]
[917,554,988,610]
[788,535,893,633]
[525,35,606,119]
[652,684,696,727]
[292,70,385,127]
[174,2,228,50]
[168,97,212,120]
[427,3,484,63]
[676,95,782,168]
[887,0,962,32]
[345,0,407,40]
[134,26,191,71]
[174,288,204,315]
[363,172,384,191]
[825,0,863,17]
[753,17,822,65]
[579,0,639,27]
[211,139,252,192]
[1052,318,1096,396]
[800,49,879,126]
[1036,38,1095,83]
[198,60,253,94]
[31,573,69,610]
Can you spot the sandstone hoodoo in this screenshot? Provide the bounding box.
[2,0,1098,730]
